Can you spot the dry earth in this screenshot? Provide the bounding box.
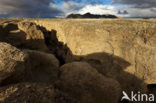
[0,18,156,103]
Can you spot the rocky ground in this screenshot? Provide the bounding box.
[0,19,156,103]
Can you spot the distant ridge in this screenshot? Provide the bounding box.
[66,13,118,19]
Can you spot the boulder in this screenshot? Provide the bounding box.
[25,50,59,82]
[56,62,121,103]
[0,83,79,103]
[0,42,59,85]
[0,42,28,85]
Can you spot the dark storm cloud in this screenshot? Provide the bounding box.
[0,0,63,18]
[113,0,156,8]
[0,0,105,17]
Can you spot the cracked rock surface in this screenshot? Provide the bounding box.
[34,19,156,84]
[0,19,156,103]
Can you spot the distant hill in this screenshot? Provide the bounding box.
[66,13,118,19]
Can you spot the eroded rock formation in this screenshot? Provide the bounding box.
[0,42,59,86]
[33,19,156,85]
[0,19,156,103]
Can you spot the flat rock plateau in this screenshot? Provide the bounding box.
[0,18,156,103]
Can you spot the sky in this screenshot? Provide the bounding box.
[0,0,155,18]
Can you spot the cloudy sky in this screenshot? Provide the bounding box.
[0,0,155,18]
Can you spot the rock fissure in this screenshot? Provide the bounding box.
[0,19,155,103]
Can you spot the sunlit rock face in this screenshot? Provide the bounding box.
[0,19,156,103]
[34,19,156,85]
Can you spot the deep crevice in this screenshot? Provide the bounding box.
[38,25,72,66]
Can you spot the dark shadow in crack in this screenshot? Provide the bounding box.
[42,29,73,65]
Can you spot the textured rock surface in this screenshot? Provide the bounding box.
[0,19,156,103]
[0,21,72,64]
[56,62,121,103]
[0,83,79,103]
[25,50,59,82]
[0,42,59,85]
[17,21,49,51]
[0,42,28,85]
[34,19,156,84]
[0,21,49,52]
